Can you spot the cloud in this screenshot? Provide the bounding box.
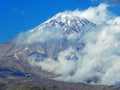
[30,47,79,75]
[63,3,113,25]
[17,3,120,85]
[16,25,64,45]
[91,0,120,5]
[105,0,120,5]
[12,8,17,12]
[91,0,97,2]
[31,15,120,85]
[12,8,25,15]
[91,0,103,4]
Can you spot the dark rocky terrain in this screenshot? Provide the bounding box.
[0,78,120,90]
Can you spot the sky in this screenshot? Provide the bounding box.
[0,0,120,43]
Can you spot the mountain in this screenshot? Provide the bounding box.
[0,12,119,90]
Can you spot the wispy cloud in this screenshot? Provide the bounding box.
[105,0,120,5]
[16,25,64,45]
[91,0,120,5]
[12,8,25,15]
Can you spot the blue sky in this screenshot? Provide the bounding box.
[0,0,120,43]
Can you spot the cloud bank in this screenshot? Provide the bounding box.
[17,3,120,86]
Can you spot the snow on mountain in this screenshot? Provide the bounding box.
[43,12,96,33]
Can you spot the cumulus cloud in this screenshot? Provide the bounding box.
[64,3,113,24]
[17,3,120,86]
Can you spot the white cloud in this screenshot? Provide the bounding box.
[64,3,113,24]
[16,25,64,45]
[30,47,79,75]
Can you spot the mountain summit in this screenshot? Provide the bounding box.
[44,12,96,33]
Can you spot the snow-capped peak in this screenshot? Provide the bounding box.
[44,12,96,33]
[45,12,79,23]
